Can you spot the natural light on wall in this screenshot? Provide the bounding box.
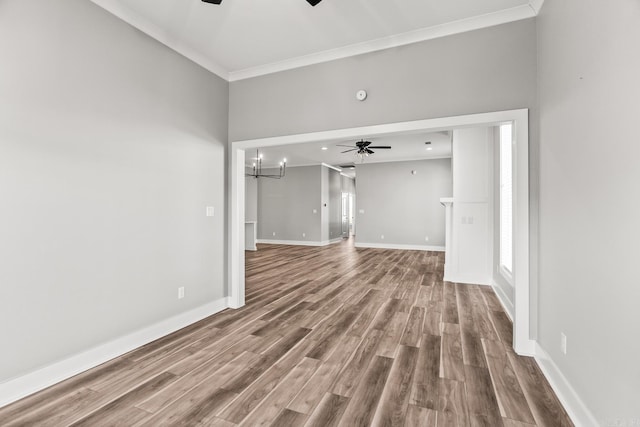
[500,123,514,276]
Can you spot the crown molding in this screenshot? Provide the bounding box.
[528,0,545,14]
[228,4,536,81]
[90,0,229,80]
[91,0,541,83]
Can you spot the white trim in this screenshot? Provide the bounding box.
[228,148,246,309]
[512,111,532,356]
[321,163,342,172]
[443,274,491,286]
[89,0,229,80]
[230,109,531,357]
[0,297,230,409]
[499,264,514,287]
[228,5,535,81]
[528,0,545,14]
[492,280,515,321]
[257,238,343,247]
[534,344,599,427]
[355,242,445,252]
[91,1,542,82]
[233,111,527,150]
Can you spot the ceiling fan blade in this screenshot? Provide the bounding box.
[201,0,223,3]
[342,149,358,153]
[366,148,374,154]
[336,144,356,148]
[367,146,391,149]
[361,140,372,147]
[307,0,322,5]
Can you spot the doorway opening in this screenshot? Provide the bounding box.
[229,109,533,355]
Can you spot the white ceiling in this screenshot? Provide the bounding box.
[90,0,540,81]
[249,131,452,178]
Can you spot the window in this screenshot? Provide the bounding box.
[499,123,513,276]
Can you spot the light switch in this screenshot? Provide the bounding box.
[468,216,474,224]
[206,206,215,217]
[359,209,365,214]
[313,209,318,214]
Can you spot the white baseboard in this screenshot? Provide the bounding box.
[534,343,599,427]
[0,297,230,409]
[491,280,515,321]
[442,273,491,286]
[354,242,445,252]
[257,238,343,247]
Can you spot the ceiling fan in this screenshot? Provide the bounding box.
[202,0,322,5]
[338,140,391,157]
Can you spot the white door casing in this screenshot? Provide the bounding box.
[228,109,533,355]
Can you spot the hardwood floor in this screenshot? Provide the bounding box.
[0,239,573,426]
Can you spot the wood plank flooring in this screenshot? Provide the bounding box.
[0,239,573,426]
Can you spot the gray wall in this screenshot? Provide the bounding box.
[257,166,322,242]
[245,173,258,222]
[0,0,228,382]
[355,159,452,247]
[229,19,537,142]
[537,0,640,422]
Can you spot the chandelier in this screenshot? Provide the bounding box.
[247,150,287,179]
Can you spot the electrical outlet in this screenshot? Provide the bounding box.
[272,232,276,236]
[313,209,318,214]
[206,206,215,217]
[425,236,429,242]
[302,233,306,238]
[560,332,567,355]
[381,235,385,240]
[178,287,185,299]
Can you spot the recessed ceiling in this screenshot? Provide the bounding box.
[90,0,540,80]
[249,131,452,178]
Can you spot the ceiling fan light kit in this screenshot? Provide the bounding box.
[337,139,391,162]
